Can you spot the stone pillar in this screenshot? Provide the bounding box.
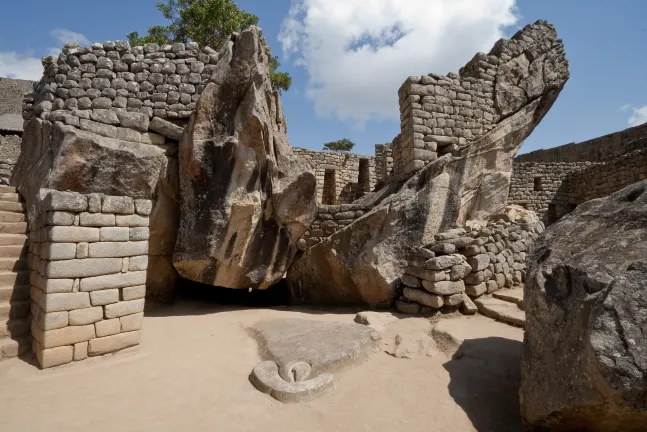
[28,189,150,368]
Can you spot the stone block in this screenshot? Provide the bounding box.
[90,289,119,306]
[31,288,90,312]
[465,282,487,297]
[74,341,88,361]
[40,242,77,261]
[44,258,122,278]
[120,312,144,332]
[102,196,134,214]
[104,299,145,319]
[116,214,149,227]
[403,287,443,309]
[424,254,464,270]
[95,318,121,337]
[401,274,421,288]
[88,330,141,356]
[76,242,89,258]
[46,226,100,243]
[32,306,68,331]
[129,227,149,241]
[405,266,448,282]
[42,190,87,212]
[32,275,74,293]
[88,241,148,258]
[117,111,149,132]
[141,132,165,145]
[45,211,75,226]
[36,344,74,368]
[80,271,147,292]
[68,307,104,325]
[466,254,491,272]
[421,279,465,296]
[87,193,103,213]
[100,227,130,241]
[32,322,95,349]
[80,212,116,227]
[128,255,148,271]
[122,285,146,301]
[486,279,499,293]
[134,199,152,216]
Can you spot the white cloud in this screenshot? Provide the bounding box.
[628,105,647,127]
[279,0,518,126]
[0,28,89,80]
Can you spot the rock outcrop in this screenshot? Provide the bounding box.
[173,27,317,290]
[521,180,647,431]
[288,21,569,307]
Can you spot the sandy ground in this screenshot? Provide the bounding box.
[0,300,524,432]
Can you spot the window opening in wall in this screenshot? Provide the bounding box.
[323,169,337,205]
[533,177,543,191]
[357,158,370,198]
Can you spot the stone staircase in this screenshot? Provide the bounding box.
[0,186,30,361]
[473,287,525,327]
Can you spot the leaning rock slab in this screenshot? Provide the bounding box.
[521,180,647,431]
[174,26,317,290]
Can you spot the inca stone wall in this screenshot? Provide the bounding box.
[293,148,376,204]
[28,190,150,368]
[374,140,394,185]
[302,204,370,247]
[516,122,647,163]
[397,212,543,315]
[508,161,593,224]
[393,20,566,182]
[22,39,219,137]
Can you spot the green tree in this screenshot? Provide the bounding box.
[323,138,356,152]
[127,0,291,93]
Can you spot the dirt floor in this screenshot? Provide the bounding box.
[0,299,524,432]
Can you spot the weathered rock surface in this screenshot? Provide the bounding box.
[288,22,569,307]
[248,318,380,402]
[521,180,647,431]
[12,119,166,225]
[174,27,317,290]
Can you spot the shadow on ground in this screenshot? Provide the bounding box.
[145,278,364,317]
[443,336,523,432]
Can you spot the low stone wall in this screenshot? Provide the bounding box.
[396,216,543,314]
[293,148,376,204]
[508,161,594,224]
[302,204,370,247]
[516,122,647,163]
[28,189,150,368]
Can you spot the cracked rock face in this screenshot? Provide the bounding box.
[288,21,569,307]
[521,180,647,431]
[173,27,317,290]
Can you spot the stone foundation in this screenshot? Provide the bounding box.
[302,204,370,247]
[28,189,150,368]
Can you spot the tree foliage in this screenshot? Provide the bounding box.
[323,138,356,152]
[127,0,291,93]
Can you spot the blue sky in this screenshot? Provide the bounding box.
[1,0,646,156]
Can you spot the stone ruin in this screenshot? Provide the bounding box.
[2,15,646,430]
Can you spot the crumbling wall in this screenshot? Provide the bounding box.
[302,204,370,247]
[374,140,394,186]
[293,148,375,204]
[28,190,150,368]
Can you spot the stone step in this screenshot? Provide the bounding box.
[0,201,25,213]
[493,287,525,310]
[0,285,30,302]
[0,186,16,194]
[0,318,30,339]
[0,222,27,234]
[0,245,27,258]
[0,336,30,360]
[474,296,526,327]
[0,271,30,288]
[0,300,30,320]
[0,258,27,272]
[0,211,25,223]
[0,193,21,203]
[0,233,28,246]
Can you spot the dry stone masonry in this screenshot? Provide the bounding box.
[293,148,376,204]
[28,190,149,368]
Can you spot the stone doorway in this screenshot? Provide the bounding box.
[323,169,336,204]
[357,158,370,198]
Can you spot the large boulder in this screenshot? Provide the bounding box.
[11,118,167,225]
[173,27,317,290]
[521,180,647,431]
[288,22,569,307]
